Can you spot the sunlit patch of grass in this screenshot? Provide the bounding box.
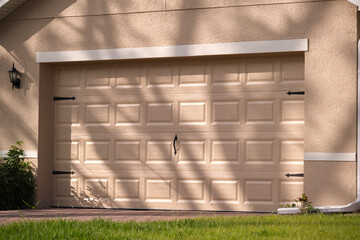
[0,214,359,239]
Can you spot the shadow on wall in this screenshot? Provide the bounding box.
[0,0,76,150]
[0,0,77,91]
[0,0,77,66]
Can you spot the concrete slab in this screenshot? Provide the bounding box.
[0,208,273,225]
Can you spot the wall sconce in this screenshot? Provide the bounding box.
[8,63,21,89]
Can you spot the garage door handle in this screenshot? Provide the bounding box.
[173,134,178,155]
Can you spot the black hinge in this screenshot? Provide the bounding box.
[287,91,305,95]
[285,173,304,178]
[52,171,75,175]
[53,96,76,101]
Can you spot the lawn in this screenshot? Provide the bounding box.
[0,214,359,239]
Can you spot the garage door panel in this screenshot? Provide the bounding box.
[52,176,79,206]
[178,61,207,86]
[53,55,303,95]
[146,141,173,163]
[211,141,240,163]
[53,54,304,211]
[54,177,79,197]
[244,180,274,203]
[178,179,206,202]
[245,140,275,164]
[55,66,82,90]
[246,100,275,124]
[85,66,112,89]
[51,171,300,211]
[54,84,304,96]
[280,56,305,83]
[116,104,142,126]
[280,140,304,164]
[280,99,305,124]
[212,101,241,124]
[52,163,302,173]
[55,104,81,126]
[145,179,173,202]
[245,60,275,85]
[54,86,305,99]
[85,141,110,163]
[178,141,206,163]
[115,64,142,88]
[54,125,303,134]
[114,179,141,201]
[279,181,304,204]
[115,141,142,163]
[211,180,239,203]
[146,63,174,87]
[55,141,80,162]
[211,60,240,85]
[85,104,111,126]
[179,102,207,125]
[147,103,174,125]
[54,99,303,133]
[53,132,303,170]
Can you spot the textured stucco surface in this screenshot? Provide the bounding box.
[305,161,357,206]
[0,0,357,207]
[4,0,336,20]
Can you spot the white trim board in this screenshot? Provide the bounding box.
[0,150,38,159]
[348,0,360,10]
[304,153,356,162]
[0,0,10,8]
[36,39,308,63]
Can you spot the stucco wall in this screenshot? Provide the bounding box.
[305,162,357,206]
[0,0,357,207]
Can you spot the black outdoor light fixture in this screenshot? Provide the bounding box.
[8,63,21,89]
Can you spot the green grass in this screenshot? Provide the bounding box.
[0,214,359,239]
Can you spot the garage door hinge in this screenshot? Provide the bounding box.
[286,91,304,95]
[53,96,76,101]
[285,173,304,177]
[52,171,75,175]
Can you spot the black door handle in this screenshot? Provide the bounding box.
[173,134,178,155]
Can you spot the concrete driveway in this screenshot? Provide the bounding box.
[0,208,273,225]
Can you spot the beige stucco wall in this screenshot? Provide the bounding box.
[305,162,357,206]
[0,0,357,207]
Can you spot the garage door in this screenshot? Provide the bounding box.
[52,54,304,212]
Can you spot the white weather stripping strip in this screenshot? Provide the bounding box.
[304,152,356,162]
[36,39,308,63]
[0,150,38,158]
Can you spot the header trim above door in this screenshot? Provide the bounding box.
[36,39,308,63]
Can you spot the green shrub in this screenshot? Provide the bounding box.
[0,141,36,210]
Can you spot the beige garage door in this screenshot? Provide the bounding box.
[52,54,304,212]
